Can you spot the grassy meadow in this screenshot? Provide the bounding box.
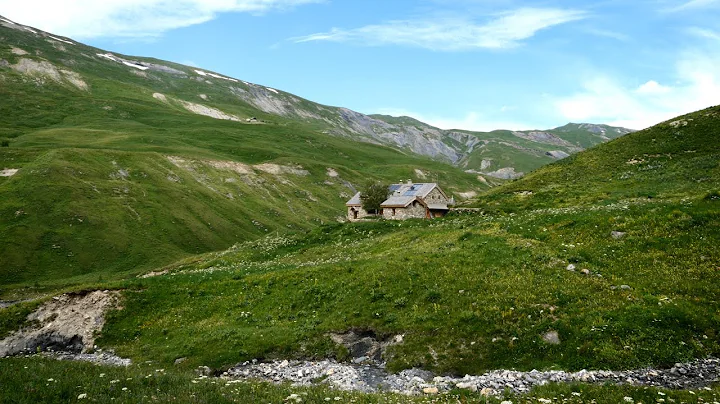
[0,24,487,295]
[1,19,720,403]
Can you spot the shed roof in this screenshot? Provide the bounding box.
[380,196,416,208]
[346,192,362,206]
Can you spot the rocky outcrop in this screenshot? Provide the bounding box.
[0,290,121,356]
[546,150,571,159]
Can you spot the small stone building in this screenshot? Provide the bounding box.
[346,182,453,221]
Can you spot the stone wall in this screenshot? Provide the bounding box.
[383,201,427,220]
[425,187,448,204]
[347,206,373,221]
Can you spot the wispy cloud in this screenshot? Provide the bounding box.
[584,28,630,42]
[553,50,720,130]
[665,0,720,12]
[292,8,587,51]
[688,27,720,40]
[0,0,321,39]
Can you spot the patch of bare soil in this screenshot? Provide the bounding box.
[179,100,241,121]
[0,168,18,177]
[0,290,121,356]
[254,163,309,176]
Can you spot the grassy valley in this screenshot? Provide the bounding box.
[7,106,712,377]
[0,20,486,294]
[0,15,719,404]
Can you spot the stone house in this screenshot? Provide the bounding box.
[346,182,453,221]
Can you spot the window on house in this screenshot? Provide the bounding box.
[392,208,396,216]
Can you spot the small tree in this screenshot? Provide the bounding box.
[0,140,8,147]
[360,181,389,215]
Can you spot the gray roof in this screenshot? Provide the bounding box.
[389,183,438,199]
[346,192,362,206]
[381,182,442,207]
[380,196,417,207]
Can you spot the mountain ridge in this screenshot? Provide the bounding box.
[0,13,633,178]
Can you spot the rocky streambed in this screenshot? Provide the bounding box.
[222,358,720,396]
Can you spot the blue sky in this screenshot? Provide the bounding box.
[1,0,719,131]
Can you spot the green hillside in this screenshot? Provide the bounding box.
[0,21,486,292]
[51,106,715,376]
[1,14,719,403]
[470,106,720,212]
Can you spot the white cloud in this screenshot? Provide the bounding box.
[636,80,671,95]
[554,51,720,130]
[667,0,720,12]
[688,27,720,41]
[0,0,321,39]
[292,8,587,51]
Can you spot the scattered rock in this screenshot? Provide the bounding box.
[567,264,576,271]
[41,350,130,367]
[581,269,591,275]
[224,357,720,396]
[546,150,571,159]
[329,330,402,363]
[611,231,627,239]
[479,387,495,396]
[196,366,212,376]
[484,167,524,180]
[620,285,632,290]
[542,331,561,345]
[456,381,478,391]
[174,357,187,365]
[669,120,689,128]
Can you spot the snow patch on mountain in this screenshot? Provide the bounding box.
[97,53,118,62]
[48,35,74,45]
[266,87,279,94]
[122,61,149,71]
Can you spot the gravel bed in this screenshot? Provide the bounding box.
[223,358,720,396]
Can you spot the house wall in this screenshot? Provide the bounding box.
[383,201,427,220]
[347,206,373,221]
[424,188,448,204]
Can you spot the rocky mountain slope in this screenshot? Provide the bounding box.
[0,15,632,180]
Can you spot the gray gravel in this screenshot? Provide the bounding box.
[223,358,720,396]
